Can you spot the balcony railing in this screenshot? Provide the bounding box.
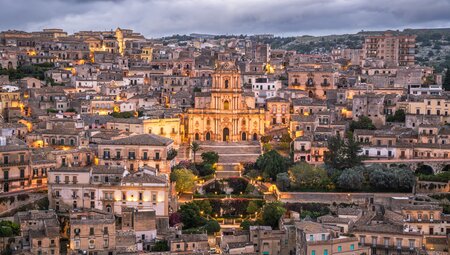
[0,160,29,167]
[321,82,330,87]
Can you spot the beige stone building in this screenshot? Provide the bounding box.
[106,117,182,145]
[69,210,116,255]
[98,133,175,174]
[287,64,338,100]
[47,165,169,232]
[15,210,60,255]
[168,233,209,254]
[186,61,265,142]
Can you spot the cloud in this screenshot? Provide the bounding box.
[0,0,450,37]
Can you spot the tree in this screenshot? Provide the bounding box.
[337,168,365,191]
[167,148,178,160]
[350,116,376,132]
[289,163,332,191]
[201,151,219,165]
[324,135,364,170]
[393,168,416,191]
[179,202,206,229]
[193,200,213,216]
[324,135,346,170]
[343,134,364,169]
[386,109,406,122]
[262,202,286,229]
[256,150,287,180]
[240,220,254,230]
[276,172,291,191]
[246,200,261,214]
[369,169,396,191]
[170,169,196,193]
[190,142,201,163]
[205,220,221,234]
[152,240,169,252]
[443,66,450,91]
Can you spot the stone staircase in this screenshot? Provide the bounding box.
[196,141,262,178]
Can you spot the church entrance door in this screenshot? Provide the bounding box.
[223,128,230,142]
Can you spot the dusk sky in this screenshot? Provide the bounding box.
[1,0,450,37]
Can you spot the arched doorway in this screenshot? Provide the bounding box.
[415,164,434,175]
[442,165,450,172]
[195,133,200,140]
[241,132,247,141]
[205,132,211,141]
[223,128,230,142]
[253,133,258,141]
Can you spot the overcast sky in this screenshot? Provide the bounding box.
[1,0,450,38]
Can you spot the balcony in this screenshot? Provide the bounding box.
[291,82,301,86]
[306,82,315,87]
[141,157,149,160]
[71,195,79,199]
[0,160,29,167]
[153,157,161,161]
[128,156,136,160]
[321,82,330,87]
[103,155,110,160]
[112,157,122,161]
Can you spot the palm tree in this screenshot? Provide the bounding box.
[190,141,201,163]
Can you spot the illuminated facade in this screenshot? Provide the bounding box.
[287,64,338,99]
[186,61,265,142]
[48,165,169,218]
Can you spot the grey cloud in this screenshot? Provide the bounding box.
[0,0,450,37]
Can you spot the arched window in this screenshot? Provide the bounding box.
[241,132,247,141]
[195,133,200,140]
[224,80,229,89]
[224,101,230,110]
[206,132,211,141]
[106,205,112,213]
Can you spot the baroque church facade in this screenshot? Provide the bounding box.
[186,61,265,142]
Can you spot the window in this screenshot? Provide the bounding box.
[337,246,342,252]
[350,244,354,250]
[90,227,94,236]
[324,249,328,255]
[312,250,316,255]
[396,239,402,249]
[409,239,415,249]
[139,192,143,201]
[309,235,314,241]
[321,234,325,240]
